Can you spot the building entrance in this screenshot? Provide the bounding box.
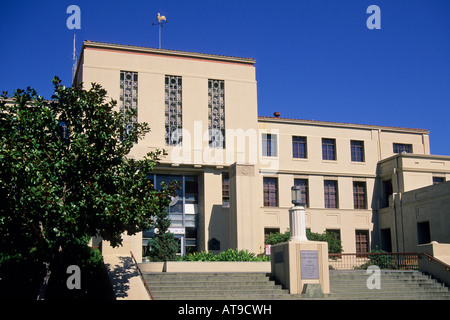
[143,174,199,257]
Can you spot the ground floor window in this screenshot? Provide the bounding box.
[417,221,431,245]
[143,174,199,256]
[355,230,369,255]
[380,228,392,252]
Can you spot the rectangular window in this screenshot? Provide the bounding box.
[120,71,138,136]
[324,180,338,208]
[294,178,309,207]
[208,79,225,148]
[165,75,182,145]
[262,133,277,157]
[393,143,412,154]
[292,136,307,159]
[433,177,445,185]
[382,179,393,208]
[263,177,278,207]
[353,181,367,209]
[417,221,431,245]
[355,230,369,255]
[322,138,336,160]
[222,172,230,208]
[326,229,341,243]
[351,140,365,162]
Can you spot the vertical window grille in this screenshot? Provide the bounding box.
[292,136,307,159]
[165,75,182,145]
[322,138,336,160]
[351,140,365,162]
[263,177,278,207]
[324,180,338,208]
[120,71,138,136]
[353,181,367,209]
[208,79,225,148]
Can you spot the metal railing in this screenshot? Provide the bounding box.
[329,252,419,270]
[130,251,154,300]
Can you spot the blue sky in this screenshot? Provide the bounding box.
[1,0,449,155]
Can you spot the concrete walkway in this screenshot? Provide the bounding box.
[103,254,150,300]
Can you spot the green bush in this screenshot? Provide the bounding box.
[357,248,397,270]
[180,249,269,262]
[264,230,343,254]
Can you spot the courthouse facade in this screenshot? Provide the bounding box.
[75,41,450,261]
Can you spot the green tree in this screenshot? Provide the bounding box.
[0,77,177,298]
[146,201,180,262]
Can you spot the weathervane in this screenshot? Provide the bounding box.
[152,13,167,49]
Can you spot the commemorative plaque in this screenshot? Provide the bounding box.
[300,250,319,279]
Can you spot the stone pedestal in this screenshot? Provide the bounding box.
[270,205,329,295]
[271,240,330,295]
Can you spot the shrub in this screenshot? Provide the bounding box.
[264,230,343,254]
[180,249,269,262]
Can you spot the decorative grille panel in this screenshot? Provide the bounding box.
[119,71,138,136]
[165,75,183,145]
[208,79,225,148]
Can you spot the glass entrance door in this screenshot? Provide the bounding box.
[144,174,199,257]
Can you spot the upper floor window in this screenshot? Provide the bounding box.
[165,75,182,145]
[322,138,336,161]
[262,133,277,157]
[351,140,365,162]
[263,177,278,207]
[208,79,225,148]
[292,136,307,159]
[393,143,412,154]
[433,177,445,185]
[353,181,367,209]
[324,180,338,208]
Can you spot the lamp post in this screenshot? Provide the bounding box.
[289,186,308,241]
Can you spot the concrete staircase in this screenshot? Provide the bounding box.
[141,270,450,300]
[143,272,294,300]
[326,270,450,300]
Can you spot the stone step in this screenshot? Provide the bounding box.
[147,281,281,290]
[143,272,294,300]
[326,270,450,300]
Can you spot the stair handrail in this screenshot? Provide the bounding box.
[419,252,450,271]
[130,251,155,300]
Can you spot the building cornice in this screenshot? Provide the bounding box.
[258,116,429,134]
[81,40,256,66]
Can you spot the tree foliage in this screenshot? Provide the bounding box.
[0,77,177,296]
[265,230,343,254]
[146,184,180,262]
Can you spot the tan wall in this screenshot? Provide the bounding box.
[257,120,431,254]
[79,44,259,167]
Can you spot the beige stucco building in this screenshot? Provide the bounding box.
[76,41,450,262]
